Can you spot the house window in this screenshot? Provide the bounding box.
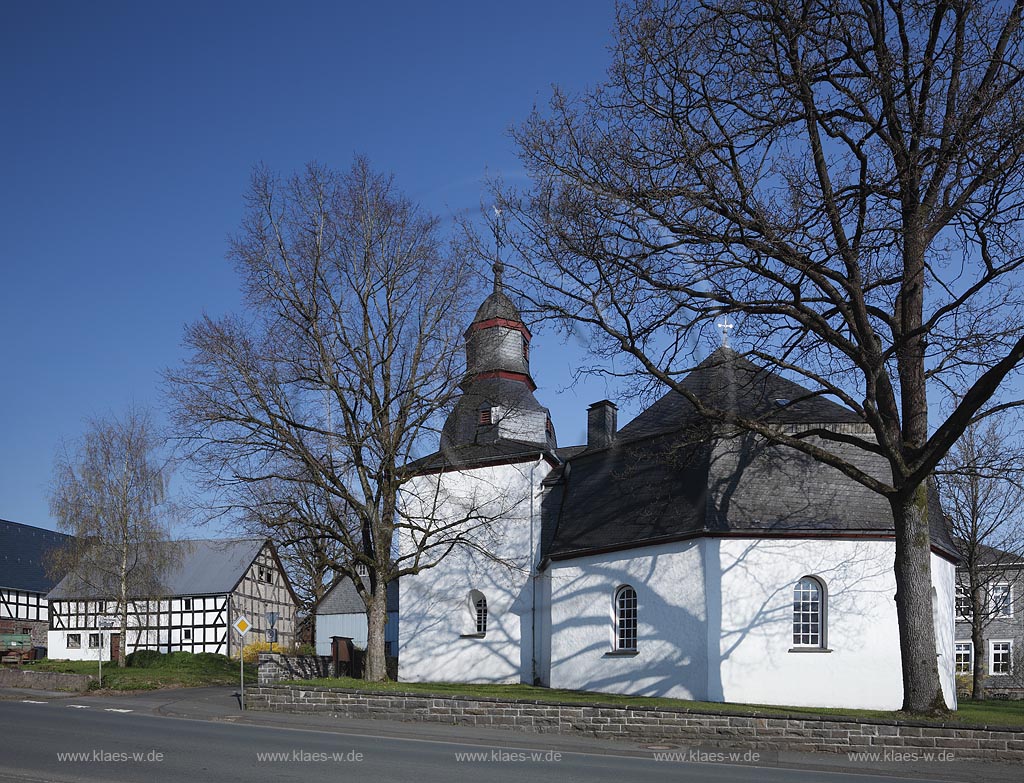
[990,641,1012,675]
[257,566,273,584]
[468,590,487,635]
[955,586,972,619]
[88,633,100,649]
[21,627,31,635]
[792,576,826,648]
[183,598,192,611]
[614,585,638,651]
[183,629,192,640]
[990,584,1012,618]
[478,407,493,425]
[67,633,81,649]
[955,642,973,675]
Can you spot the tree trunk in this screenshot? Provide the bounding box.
[971,593,987,700]
[891,488,946,713]
[364,592,388,682]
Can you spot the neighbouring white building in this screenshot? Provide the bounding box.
[313,570,399,657]
[47,538,298,661]
[398,270,958,711]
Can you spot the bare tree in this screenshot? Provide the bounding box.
[49,408,176,668]
[168,158,508,681]
[936,415,1024,699]
[496,0,1024,712]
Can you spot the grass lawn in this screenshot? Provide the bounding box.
[281,677,1024,728]
[22,652,255,691]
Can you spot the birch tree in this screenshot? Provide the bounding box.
[49,408,176,668]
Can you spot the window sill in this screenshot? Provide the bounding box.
[460,633,486,639]
[604,650,639,657]
[788,647,832,653]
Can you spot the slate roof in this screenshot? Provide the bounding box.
[47,538,268,599]
[406,439,559,474]
[314,575,399,615]
[471,291,522,324]
[0,519,73,593]
[542,348,958,561]
[616,347,862,444]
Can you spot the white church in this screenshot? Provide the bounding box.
[398,273,958,711]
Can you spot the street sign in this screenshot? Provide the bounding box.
[233,616,251,636]
[265,612,278,628]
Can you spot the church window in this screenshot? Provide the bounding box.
[792,576,826,648]
[614,585,638,651]
[468,590,487,635]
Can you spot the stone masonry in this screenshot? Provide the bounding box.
[246,683,1024,762]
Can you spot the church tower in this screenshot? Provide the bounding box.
[440,263,557,454]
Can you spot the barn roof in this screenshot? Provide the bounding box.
[46,538,270,599]
[0,519,73,593]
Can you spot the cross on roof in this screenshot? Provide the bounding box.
[492,206,505,293]
[716,314,735,347]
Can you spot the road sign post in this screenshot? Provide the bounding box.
[232,616,251,710]
[97,617,116,688]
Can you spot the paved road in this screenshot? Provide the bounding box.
[0,689,1013,783]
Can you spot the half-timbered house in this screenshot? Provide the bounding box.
[46,538,298,661]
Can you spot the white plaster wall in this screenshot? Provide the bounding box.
[713,538,903,710]
[931,552,958,710]
[399,459,549,684]
[314,612,399,656]
[547,540,708,700]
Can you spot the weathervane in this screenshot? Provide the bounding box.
[716,313,735,347]
[492,205,505,293]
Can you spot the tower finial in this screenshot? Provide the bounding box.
[492,205,505,294]
[716,313,735,347]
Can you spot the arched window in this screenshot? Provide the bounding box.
[468,590,487,635]
[793,576,826,648]
[614,585,638,651]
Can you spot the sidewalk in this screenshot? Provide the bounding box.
[11,685,1021,782]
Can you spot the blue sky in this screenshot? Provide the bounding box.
[1,1,627,532]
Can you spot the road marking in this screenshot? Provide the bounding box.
[20,700,47,704]
[67,704,90,709]
[104,708,133,713]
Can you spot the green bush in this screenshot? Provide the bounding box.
[165,651,194,665]
[126,649,165,668]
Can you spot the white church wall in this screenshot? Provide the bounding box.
[547,540,709,700]
[713,537,904,710]
[398,459,550,684]
[931,552,958,710]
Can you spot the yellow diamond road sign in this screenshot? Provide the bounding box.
[233,616,251,636]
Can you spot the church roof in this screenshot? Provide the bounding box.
[616,347,861,444]
[471,290,522,324]
[542,349,958,562]
[0,519,73,594]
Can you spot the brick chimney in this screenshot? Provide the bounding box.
[587,400,618,449]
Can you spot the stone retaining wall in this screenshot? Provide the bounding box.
[0,669,94,692]
[246,684,1024,762]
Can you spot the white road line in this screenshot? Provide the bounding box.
[104,708,133,713]
[67,704,90,709]
[20,700,47,704]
